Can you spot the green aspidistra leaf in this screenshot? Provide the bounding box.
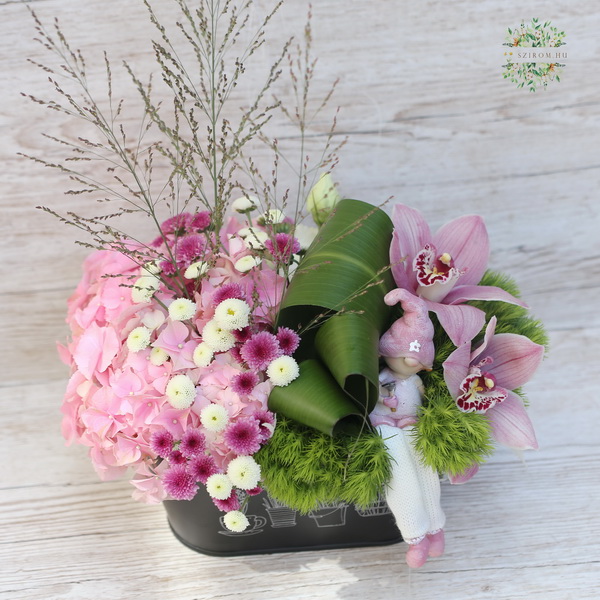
[269,199,395,435]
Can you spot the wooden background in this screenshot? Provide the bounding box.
[1,0,599,598]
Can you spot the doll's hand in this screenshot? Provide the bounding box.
[382,395,398,410]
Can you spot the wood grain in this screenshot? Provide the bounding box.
[1,0,599,598]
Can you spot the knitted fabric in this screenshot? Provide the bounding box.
[377,423,445,544]
[378,289,435,368]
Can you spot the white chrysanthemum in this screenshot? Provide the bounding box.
[184,261,208,279]
[127,326,151,352]
[168,297,197,321]
[201,320,236,352]
[261,209,284,224]
[206,473,233,500]
[223,510,250,533]
[165,374,197,409]
[234,255,262,273]
[193,342,214,368]
[227,456,261,490]
[294,223,319,249]
[231,195,259,213]
[200,403,229,432]
[142,260,161,276]
[141,309,165,330]
[131,276,160,303]
[214,298,251,331]
[238,227,268,249]
[267,355,300,387]
[149,346,169,366]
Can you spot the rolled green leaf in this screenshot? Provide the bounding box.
[270,199,395,435]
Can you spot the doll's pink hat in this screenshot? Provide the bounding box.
[379,288,435,368]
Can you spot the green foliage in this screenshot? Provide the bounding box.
[256,416,391,512]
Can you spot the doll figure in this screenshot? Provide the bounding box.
[371,288,446,568]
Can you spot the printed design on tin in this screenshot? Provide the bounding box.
[502,18,566,92]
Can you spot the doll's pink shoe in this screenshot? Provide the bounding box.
[427,530,445,557]
[405,537,430,568]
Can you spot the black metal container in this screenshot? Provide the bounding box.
[164,488,402,556]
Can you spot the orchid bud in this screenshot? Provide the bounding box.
[306,173,341,226]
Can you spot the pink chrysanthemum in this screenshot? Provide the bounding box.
[253,410,276,441]
[212,283,245,306]
[160,260,177,276]
[264,233,301,263]
[190,211,211,231]
[229,346,244,365]
[246,486,263,496]
[163,464,198,500]
[176,235,205,264]
[212,490,240,512]
[223,418,263,455]
[179,428,206,458]
[276,327,300,355]
[168,449,187,465]
[151,236,164,248]
[150,429,174,458]
[241,331,281,370]
[161,213,192,235]
[233,327,252,343]
[231,371,259,396]
[187,455,219,484]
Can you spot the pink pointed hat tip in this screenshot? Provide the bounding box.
[379,288,435,367]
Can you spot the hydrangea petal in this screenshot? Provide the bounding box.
[477,333,545,390]
[432,215,489,286]
[486,390,538,450]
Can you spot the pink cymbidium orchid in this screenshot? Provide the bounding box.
[390,204,527,346]
[443,317,544,459]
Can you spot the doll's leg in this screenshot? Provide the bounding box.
[404,426,446,556]
[377,425,430,544]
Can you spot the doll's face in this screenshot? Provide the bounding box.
[384,355,424,378]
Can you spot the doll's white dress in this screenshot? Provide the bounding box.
[371,368,445,544]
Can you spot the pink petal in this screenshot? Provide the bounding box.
[443,285,528,308]
[486,390,538,450]
[478,333,545,390]
[432,215,489,286]
[389,204,431,292]
[448,463,479,484]
[442,342,472,398]
[470,316,497,363]
[426,301,486,346]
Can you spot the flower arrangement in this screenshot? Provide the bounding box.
[27,0,546,565]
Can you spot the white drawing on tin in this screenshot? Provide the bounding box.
[218,491,267,536]
[355,493,392,518]
[308,501,348,528]
[263,496,299,528]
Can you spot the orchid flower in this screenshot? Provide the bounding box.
[443,317,544,473]
[390,204,527,346]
